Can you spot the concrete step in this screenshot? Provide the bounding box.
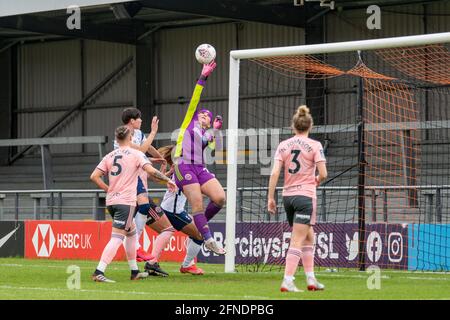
[0,181,91,191]
[0,165,95,175]
[11,153,100,166]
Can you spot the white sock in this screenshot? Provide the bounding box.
[96,261,107,273]
[306,272,315,279]
[135,234,141,250]
[134,213,147,250]
[284,275,294,282]
[182,238,202,268]
[128,260,138,271]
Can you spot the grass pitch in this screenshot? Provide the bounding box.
[0,258,448,300]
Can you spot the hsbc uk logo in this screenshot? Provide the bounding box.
[31,224,93,257]
[32,224,56,257]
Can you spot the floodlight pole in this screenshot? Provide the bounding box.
[225,55,240,273]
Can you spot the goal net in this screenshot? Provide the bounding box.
[224,33,450,272]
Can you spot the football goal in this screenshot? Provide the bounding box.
[225,32,450,273]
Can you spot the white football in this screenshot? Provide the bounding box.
[195,44,216,64]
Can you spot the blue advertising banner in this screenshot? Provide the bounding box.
[408,224,450,271]
[198,222,408,270]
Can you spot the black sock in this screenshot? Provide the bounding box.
[131,269,139,276]
[94,269,104,275]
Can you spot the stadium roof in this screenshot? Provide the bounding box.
[0,0,447,46]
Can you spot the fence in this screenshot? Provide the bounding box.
[0,185,448,223]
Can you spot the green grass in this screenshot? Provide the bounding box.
[0,258,449,300]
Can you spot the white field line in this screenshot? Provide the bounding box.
[0,263,449,282]
[319,274,391,279]
[0,285,447,301]
[405,277,450,281]
[371,270,450,275]
[0,285,276,300]
[318,273,450,281]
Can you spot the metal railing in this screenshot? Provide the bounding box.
[0,185,449,223]
[0,189,112,221]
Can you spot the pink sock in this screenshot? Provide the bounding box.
[301,246,315,273]
[97,233,124,272]
[284,247,302,278]
[149,226,175,264]
[124,229,138,271]
[124,229,137,260]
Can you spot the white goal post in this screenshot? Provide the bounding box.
[224,32,450,273]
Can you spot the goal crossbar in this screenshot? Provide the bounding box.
[230,32,450,59]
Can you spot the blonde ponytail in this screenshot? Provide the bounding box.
[292,105,313,133]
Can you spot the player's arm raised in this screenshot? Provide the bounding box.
[146,116,159,146]
[268,160,283,214]
[174,61,216,158]
[129,118,159,153]
[127,117,165,163]
[144,116,166,161]
[90,168,109,192]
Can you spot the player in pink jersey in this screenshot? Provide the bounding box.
[117,108,176,277]
[268,105,328,292]
[90,125,176,283]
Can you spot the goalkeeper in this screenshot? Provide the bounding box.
[173,61,226,255]
[158,145,205,275]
